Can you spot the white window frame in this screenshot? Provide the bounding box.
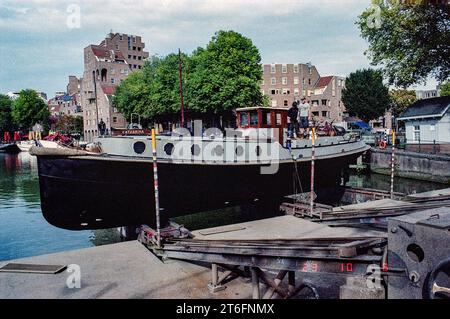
[294,77,299,85]
[271,99,277,107]
[282,77,287,85]
[282,64,287,73]
[293,65,299,73]
[413,125,421,142]
[270,64,276,74]
[271,77,276,85]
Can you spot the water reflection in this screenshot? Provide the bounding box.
[347,170,446,195]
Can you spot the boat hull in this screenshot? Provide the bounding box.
[0,143,20,154]
[36,152,360,230]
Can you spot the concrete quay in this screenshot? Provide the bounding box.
[0,241,250,299]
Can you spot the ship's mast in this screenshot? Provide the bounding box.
[178,48,185,128]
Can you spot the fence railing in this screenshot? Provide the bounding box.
[372,134,450,155]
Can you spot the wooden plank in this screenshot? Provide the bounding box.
[199,225,246,236]
[0,263,66,274]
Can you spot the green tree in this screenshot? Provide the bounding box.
[113,54,191,122]
[389,89,417,117]
[151,52,192,116]
[113,59,156,120]
[113,31,263,124]
[440,82,450,97]
[342,69,391,122]
[0,94,13,132]
[357,3,450,87]
[12,89,50,130]
[187,30,263,115]
[54,115,84,134]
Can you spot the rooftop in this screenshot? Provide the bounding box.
[315,76,333,88]
[398,96,450,120]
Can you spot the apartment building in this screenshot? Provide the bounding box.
[48,76,83,117]
[261,63,346,123]
[81,32,149,141]
[67,75,82,96]
[48,94,82,117]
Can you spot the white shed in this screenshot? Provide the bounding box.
[398,96,450,146]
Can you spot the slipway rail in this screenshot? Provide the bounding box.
[139,223,387,299]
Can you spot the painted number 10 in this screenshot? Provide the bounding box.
[340,263,353,272]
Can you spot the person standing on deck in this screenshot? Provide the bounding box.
[287,101,299,138]
[298,97,311,139]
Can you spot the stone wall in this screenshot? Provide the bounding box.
[369,148,450,184]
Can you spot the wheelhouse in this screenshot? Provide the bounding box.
[236,107,288,144]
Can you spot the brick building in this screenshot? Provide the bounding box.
[81,32,149,141]
[67,75,82,96]
[48,94,81,117]
[261,63,346,123]
[48,76,83,117]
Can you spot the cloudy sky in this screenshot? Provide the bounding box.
[0,0,437,97]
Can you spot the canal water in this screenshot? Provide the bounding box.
[0,152,121,261]
[0,151,447,261]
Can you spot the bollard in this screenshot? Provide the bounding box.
[310,127,316,216]
[151,129,161,248]
[390,130,396,199]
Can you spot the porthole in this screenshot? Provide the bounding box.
[255,146,262,157]
[191,144,201,156]
[407,243,425,263]
[213,145,224,156]
[133,141,146,154]
[164,143,174,156]
[235,145,244,156]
